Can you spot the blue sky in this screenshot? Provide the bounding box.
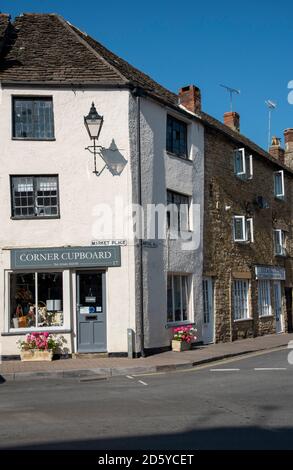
[1,0,293,150]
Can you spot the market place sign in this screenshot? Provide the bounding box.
[255,266,286,281]
[11,246,121,269]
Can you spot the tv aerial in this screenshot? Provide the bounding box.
[265,100,277,151]
[220,84,240,112]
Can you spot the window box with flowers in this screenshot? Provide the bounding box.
[171,325,197,352]
[18,332,62,361]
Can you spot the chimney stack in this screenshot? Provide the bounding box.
[178,85,201,114]
[284,128,293,169]
[269,136,285,163]
[224,112,240,132]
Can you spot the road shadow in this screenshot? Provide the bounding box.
[2,426,293,450]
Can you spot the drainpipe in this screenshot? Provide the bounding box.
[134,88,145,357]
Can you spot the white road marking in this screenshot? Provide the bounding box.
[210,368,240,372]
[138,380,148,386]
[126,375,134,379]
[254,368,287,371]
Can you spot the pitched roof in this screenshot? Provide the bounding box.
[0,14,10,48]
[0,14,127,84]
[0,13,292,175]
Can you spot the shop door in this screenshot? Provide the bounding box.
[274,281,284,334]
[77,271,106,352]
[202,278,215,344]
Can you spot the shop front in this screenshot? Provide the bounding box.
[2,246,121,356]
[255,265,286,334]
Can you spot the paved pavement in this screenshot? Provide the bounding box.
[0,348,292,450]
[1,332,293,381]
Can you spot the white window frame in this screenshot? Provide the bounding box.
[233,216,254,243]
[274,229,286,256]
[167,274,191,324]
[234,148,253,180]
[233,279,250,320]
[258,280,272,317]
[274,170,285,199]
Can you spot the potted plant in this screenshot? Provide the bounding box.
[18,332,60,361]
[171,325,197,352]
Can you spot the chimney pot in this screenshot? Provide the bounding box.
[178,85,201,114]
[224,111,240,132]
[269,136,285,163]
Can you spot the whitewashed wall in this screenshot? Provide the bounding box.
[137,97,205,349]
[0,87,136,355]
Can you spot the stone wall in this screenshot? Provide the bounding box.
[203,125,293,342]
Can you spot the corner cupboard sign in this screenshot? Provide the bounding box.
[11,246,121,270]
[255,266,285,281]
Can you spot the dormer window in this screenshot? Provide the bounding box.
[234,148,253,180]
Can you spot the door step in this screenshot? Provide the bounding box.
[73,353,108,359]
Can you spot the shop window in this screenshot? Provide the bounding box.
[258,280,272,317]
[166,115,188,158]
[11,175,59,218]
[233,279,250,320]
[167,274,190,323]
[13,97,54,140]
[10,272,63,329]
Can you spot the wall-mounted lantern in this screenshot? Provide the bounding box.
[84,102,127,176]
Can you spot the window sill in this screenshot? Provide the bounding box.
[166,151,192,162]
[274,196,285,202]
[166,320,194,329]
[168,229,194,239]
[12,138,56,142]
[259,315,274,319]
[235,174,252,182]
[11,216,60,221]
[275,254,287,258]
[233,318,253,323]
[2,328,71,336]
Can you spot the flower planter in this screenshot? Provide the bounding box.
[171,340,191,352]
[20,350,53,362]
